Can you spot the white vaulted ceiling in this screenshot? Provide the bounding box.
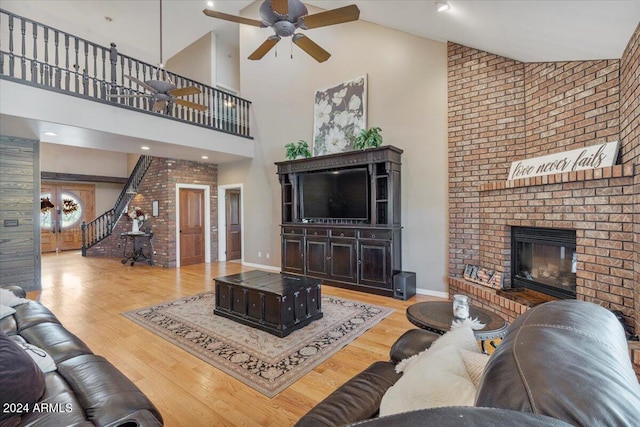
[1,0,638,64]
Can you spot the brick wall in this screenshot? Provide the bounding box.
[88,157,218,267]
[524,60,619,156]
[447,44,525,275]
[447,22,639,339]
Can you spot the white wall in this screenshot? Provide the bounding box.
[219,2,449,295]
[40,143,127,214]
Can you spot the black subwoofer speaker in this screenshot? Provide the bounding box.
[393,271,416,301]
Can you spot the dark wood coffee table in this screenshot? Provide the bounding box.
[406,301,508,352]
[214,270,323,337]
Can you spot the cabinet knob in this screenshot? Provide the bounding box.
[326,256,331,260]
[371,234,376,238]
[314,231,318,235]
[340,232,345,237]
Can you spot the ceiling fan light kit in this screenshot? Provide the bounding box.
[203,0,360,63]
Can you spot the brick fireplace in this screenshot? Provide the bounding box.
[447,24,639,373]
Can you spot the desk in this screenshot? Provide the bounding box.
[120,232,154,266]
[406,301,508,353]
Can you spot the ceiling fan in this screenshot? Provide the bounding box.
[111,0,207,113]
[203,0,360,63]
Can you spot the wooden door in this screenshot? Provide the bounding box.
[282,233,304,273]
[40,182,95,253]
[225,189,241,260]
[179,188,205,266]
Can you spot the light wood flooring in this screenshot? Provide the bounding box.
[34,252,441,427]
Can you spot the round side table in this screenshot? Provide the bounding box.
[406,301,508,352]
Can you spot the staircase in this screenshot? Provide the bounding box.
[81,155,153,256]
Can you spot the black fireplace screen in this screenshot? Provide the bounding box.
[511,227,577,299]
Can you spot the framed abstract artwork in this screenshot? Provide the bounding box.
[313,75,367,156]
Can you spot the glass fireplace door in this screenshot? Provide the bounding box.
[512,227,577,299]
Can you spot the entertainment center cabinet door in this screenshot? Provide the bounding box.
[282,228,304,274]
[328,239,357,282]
[306,237,330,278]
[358,240,392,289]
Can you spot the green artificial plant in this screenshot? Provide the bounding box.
[285,140,312,160]
[354,127,383,150]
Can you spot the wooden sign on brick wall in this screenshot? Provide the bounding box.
[508,141,620,180]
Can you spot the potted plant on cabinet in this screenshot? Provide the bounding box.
[354,127,383,150]
[285,140,312,160]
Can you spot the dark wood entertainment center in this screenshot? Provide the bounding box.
[275,145,402,297]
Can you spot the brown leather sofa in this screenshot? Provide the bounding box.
[296,299,640,426]
[1,286,163,427]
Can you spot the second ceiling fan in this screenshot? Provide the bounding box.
[203,0,360,63]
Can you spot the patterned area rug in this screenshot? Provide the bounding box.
[123,292,394,397]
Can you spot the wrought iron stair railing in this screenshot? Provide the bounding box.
[0,8,252,138]
[81,155,153,256]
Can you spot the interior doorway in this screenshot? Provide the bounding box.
[225,189,242,261]
[178,188,205,266]
[40,182,95,253]
[217,184,243,262]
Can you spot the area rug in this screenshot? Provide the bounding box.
[123,292,394,397]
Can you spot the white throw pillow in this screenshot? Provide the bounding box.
[379,322,482,417]
[0,288,29,307]
[380,344,476,416]
[0,304,16,320]
[461,349,490,388]
[15,342,57,373]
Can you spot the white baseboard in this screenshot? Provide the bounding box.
[241,261,281,272]
[416,288,449,299]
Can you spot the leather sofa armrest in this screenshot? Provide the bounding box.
[389,329,440,363]
[104,409,163,427]
[295,361,400,427]
[1,285,27,298]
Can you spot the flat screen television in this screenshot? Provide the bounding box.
[300,168,369,222]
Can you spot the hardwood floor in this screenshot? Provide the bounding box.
[35,252,441,427]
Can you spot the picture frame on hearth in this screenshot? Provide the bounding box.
[313,75,367,156]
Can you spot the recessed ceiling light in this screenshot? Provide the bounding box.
[436,1,451,12]
[141,146,150,150]
[43,131,57,136]
[201,155,209,160]
[206,1,214,7]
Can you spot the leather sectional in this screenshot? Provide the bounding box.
[0,286,163,427]
[296,299,640,426]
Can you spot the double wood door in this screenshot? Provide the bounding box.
[40,182,95,253]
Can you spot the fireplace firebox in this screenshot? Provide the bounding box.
[511,227,577,299]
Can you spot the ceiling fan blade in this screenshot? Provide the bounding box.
[271,0,288,15]
[298,5,360,29]
[248,36,281,60]
[202,9,265,27]
[298,4,360,30]
[292,34,331,63]
[174,99,208,111]
[153,100,167,112]
[168,86,201,97]
[124,75,157,93]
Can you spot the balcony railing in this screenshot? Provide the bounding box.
[0,8,252,138]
